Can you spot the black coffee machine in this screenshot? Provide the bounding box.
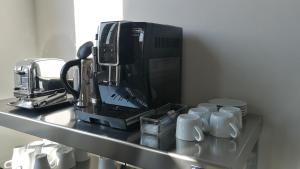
[61,21,182,130]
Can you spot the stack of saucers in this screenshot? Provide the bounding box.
[208,98,247,116]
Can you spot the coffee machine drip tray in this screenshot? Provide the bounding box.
[75,104,149,130]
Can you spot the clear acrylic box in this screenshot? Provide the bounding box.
[140,103,188,136]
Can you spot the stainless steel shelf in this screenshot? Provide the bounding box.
[1,155,133,169]
[0,99,262,169]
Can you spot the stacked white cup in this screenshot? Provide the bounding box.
[74,148,90,162]
[4,145,36,169]
[184,103,243,139]
[210,111,240,138]
[219,106,243,129]
[54,146,76,169]
[188,103,218,133]
[4,140,81,169]
[176,114,205,142]
[33,154,51,169]
[98,157,116,169]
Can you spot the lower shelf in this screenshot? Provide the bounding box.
[1,154,139,169]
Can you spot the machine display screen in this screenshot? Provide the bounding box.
[98,22,119,65]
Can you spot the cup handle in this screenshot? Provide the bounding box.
[49,157,58,168]
[4,160,12,168]
[229,123,240,138]
[193,126,204,142]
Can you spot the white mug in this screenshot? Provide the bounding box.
[74,148,90,162]
[188,107,211,132]
[209,112,240,138]
[98,157,116,169]
[27,141,44,153]
[219,106,243,129]
[176,114,204,142]
[33,154,51,169]
[197,103,218,112]
[54,146,76,169]
[4,146,37,169]
[42,139,59,147]
[24,149,39,169]
[41,145,60,168]
[4,146,26,169]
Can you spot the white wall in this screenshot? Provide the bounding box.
[0,0,39,164]
[123,0,300,169]
[74,0,123,49]
[0,0,37,98]
[35,0,76,61]
[34,0,123,60]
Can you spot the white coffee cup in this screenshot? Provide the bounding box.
[27,141,44,153]
[4,146,37,169]
[4,145,26,169]
[219,106,243,129]
[41,144,60,168]
[197,103,218,112]
[176,114,204,142]
[24,149,39,169]
[42,139,59,147]
[188,107,211,132]
[98,157,116,169]
[55,146,76,169]
[33,154,51,169]
[209,112,240,138]
[74,148,90,162]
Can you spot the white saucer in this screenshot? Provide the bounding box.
[208,98,248,116]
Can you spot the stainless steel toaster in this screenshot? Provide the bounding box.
[11,58,71,109]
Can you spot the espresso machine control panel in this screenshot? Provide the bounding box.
[98,22,119,65]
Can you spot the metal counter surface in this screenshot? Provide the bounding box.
[0,99,262,169]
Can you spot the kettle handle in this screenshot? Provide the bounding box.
[60,59,81,99]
